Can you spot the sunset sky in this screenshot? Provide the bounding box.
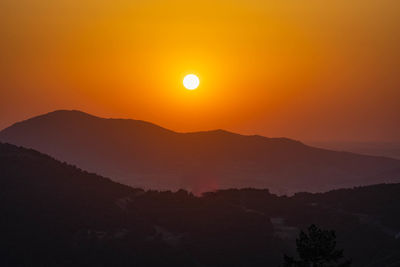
[1,0,399,142]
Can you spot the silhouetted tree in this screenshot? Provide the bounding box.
[282,224,351,267]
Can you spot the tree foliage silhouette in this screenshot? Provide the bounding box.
[283,224,351,267]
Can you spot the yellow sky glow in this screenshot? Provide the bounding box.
[0,0,399,141]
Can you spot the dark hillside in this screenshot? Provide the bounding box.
[1,110,400,194]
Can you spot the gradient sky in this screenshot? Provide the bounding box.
[1,0,399,142]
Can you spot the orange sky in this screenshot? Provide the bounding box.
[1,0,399,142]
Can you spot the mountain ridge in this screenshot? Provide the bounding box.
[1,142,400,266]
[4,110,305,144]
[1,110,399,194]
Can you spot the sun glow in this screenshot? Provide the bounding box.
[183,74,200,90]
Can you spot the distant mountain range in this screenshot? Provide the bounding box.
[1,110,400,194]
[1,142,400,266]
[308,141,400,160]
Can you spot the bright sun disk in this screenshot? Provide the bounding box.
[183,74,200,90]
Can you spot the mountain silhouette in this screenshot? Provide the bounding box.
[2,142,400,266]
[1,110,400,194]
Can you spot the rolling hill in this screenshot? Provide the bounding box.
[1,142,400,266]
[1,110,400,194]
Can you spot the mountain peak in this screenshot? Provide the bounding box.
[45,109,98,117]
[30,110,101,121]
[1,110,400,195]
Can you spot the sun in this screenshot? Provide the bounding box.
[183,74,200,90]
